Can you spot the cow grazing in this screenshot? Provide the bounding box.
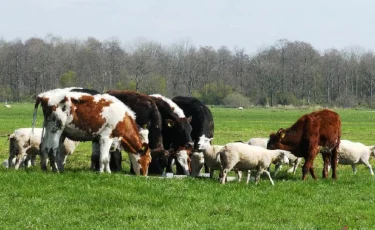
[106,90,169,175]
[8,128,78,169]
[172,96,214,174]
[267,109,341,180]
[150,94,193,174]
[33,88,151,175]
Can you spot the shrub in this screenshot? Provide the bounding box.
[223,93,251,108]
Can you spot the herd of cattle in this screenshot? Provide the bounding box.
[3,87,375,184]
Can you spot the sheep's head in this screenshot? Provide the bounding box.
[197,135,213,151]
[369,146,375,157]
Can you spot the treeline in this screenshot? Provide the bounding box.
[1,35,375,107]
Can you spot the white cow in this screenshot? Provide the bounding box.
[219,142,289,185]
[7,128,78,169]
[336,140,375,175]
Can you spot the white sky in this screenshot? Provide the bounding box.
[1,0,374,53]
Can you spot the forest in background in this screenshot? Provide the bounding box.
[1,35,375,108]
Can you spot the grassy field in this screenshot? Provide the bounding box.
[1,104,375,229]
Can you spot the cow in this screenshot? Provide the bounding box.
[32,88,151,175]
[101,90,169,175]
[267,109,341,180]
[8,128,78,169]
[172,96,214,174]
[150,94,193,174]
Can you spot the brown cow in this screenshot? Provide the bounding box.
[32,88,151,175]
[267,109,341,180]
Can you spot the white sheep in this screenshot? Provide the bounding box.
[8,128,78,169]
[247,137,302,175]
[193,135,224,178]
[219,142,289,185]
[336,140,375,175]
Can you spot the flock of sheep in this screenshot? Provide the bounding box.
[4,125,375,185]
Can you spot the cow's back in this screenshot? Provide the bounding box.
[172,96,214,146]
[107,90,163,149]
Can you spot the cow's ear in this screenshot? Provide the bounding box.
[277,128,285,139]
[166,119,175,127]
[187,116,192,123]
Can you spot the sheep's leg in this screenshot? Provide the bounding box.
[262,169,275,185]
[360,159,374,176]
[220,168,229,184]
[99,137,113,173]
[237,170,242,182]
[351,164,357,174]
[245,170,251,184]
[31,155,36,167]
[274,163,281,176]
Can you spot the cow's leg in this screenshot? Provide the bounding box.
[109,149,122,172]
[91,141,100,171]
[99,137,113,173]
[321,151,331,178]
[209,169,215,178]
[302,154,318,180]
[56,135,66,172]
[330,149,338,179]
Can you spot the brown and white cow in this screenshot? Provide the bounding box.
[32,88,151,175]
[267,109,341,180]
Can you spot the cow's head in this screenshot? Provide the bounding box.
[149,149,170,175]
[267,128,286,150]
[174,145,192,175]
[138,143,152,176]
[166,116,193,147]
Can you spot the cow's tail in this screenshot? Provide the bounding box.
[32,97,42,134]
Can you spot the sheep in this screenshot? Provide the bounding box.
[335,140,375,175]
[247,137,302,175]
[193,135,224,178]
[238,107,244,110]
[8,128,78,169]
[219,142,289,185]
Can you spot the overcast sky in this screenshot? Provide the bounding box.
[1,0,374,53]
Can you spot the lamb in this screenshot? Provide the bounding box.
[335,140,375,175]
[219,142,289,185]
[247,137,302,175]
[8,128,78,169]
[193,135,224,178]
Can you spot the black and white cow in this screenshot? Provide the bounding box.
[106,90,169,175]
[150,94,193,175]
[172,96,214,175]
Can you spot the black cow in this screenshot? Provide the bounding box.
[106,90,169,175]
[150,94,193,174]
[172,96,214,174]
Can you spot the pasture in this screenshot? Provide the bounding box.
[1,104,375,229]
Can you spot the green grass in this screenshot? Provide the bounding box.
[1,104,375,229]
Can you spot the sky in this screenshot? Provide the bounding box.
[1,0,375,53]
